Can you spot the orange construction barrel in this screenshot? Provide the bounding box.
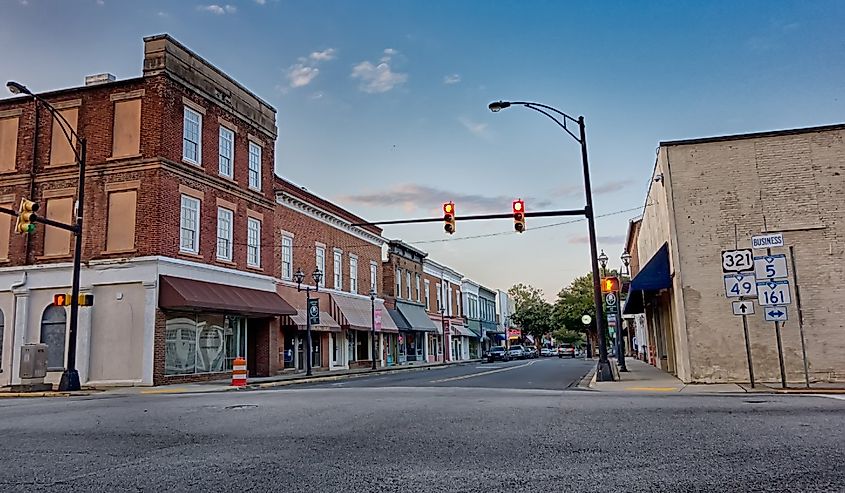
[231,357,247,387]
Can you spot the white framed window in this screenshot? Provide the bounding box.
[281,235,293,280]
[395,268,401,298]
[436,283,441,311]
[370,262,378,292]
[216,207,233,261]
[180,195,200,254]
[247,217,261,268]
[316,246,326,287]
[349,255,358,293]
[424,280,430,310]
[415,274,421,303]
[333,250,342,290]
[218,126,234,178]
[248,142,261,190]
[183,107,202,164]
[406,271,412,300]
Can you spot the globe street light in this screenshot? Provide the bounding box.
[488,100,613,381]
[370,288,378,370]
[294,267,323,377]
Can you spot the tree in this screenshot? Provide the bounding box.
[551,328,584,345]
[508,284,554,347]
[553,270,630,354]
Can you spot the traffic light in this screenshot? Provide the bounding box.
[15,198,39,234]
[443,202,456,234]
[52,293,94,307]
[513,199,525,233]
[601,276,620,293]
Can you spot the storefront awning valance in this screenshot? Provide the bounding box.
[332,293,399,332]
[623,243,671,315]
[159,275,296,317]
[396,301,438,332]
[450,324,476,338]
[285,310,341,332]
[388,309,411,330]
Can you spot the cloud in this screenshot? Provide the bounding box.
[96,0,105,5]
[255,0,266,4]
[568,234,627,245]
[157,11,169,17]
[443,74,461,85]
[310,91,324,100]
[552,179,629,197]
[309,48,336,62]
[198,4,236,14]
[352,49,408,93]
[19,0,28,5]
[593,180,629,194]
[341,183,552,214]
[458,117,488,139]
[287,64,319,88]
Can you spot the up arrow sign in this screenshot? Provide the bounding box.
[731,300,755,316]
[764,306,788,322]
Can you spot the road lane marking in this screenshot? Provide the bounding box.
[812,394,845,401]
[625,387,679,392]
[429,361,536,383]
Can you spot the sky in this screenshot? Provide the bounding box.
[2,0,844,300]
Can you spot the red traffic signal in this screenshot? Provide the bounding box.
[52,293,94,307]
[513,199,525,233]
[53,293,70,306]
[443,202,456,234]
[601,276,620,293]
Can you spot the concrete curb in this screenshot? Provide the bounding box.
[0,391,85,398]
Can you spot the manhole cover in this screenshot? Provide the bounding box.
[225,404,258,410]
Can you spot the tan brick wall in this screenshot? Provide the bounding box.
[661,128,845,384]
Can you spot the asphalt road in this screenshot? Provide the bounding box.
[0,358,842,492]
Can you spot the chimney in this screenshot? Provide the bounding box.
[84,73,116,86]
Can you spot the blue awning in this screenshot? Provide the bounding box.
[623,243,671,314]
[495,334,506,341]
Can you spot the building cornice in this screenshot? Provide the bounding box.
[277,193,386,247]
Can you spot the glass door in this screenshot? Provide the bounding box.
[224,316,246,370]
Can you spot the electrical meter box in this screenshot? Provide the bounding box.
[19,343,48,381]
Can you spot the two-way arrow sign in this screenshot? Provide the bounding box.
[731,301,755,316]
[764,306,788,322]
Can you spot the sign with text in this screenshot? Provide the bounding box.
[751,232,784,250]
[757,280,791,306]
[724,273,757,298]
[721,249,753,273]
[308,298,320,325]
[753,254,788,280]
[374,308,382,331]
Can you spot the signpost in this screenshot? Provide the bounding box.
[308,298,320,325]
[757,280,791,306]
[605,292,617,307]
[724,273,758,298]
[731,301,755,316]
[751,232,784,249]
[764,307,788,322]
[754,254,788,280]
[721,249,753,273]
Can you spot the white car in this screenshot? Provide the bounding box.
[540,348,554,357]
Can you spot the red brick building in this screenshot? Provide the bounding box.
[0,35,296,387]
[274,177,397,370]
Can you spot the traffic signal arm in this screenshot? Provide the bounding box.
[0,204,79,233]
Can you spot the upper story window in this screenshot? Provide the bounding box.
[183,107,202,165]
[406,271,412,300]
[218,126,234,178]
[180,195,200,254]
[370,262,378,292]
[0,116,20,172]
[316,246,326,287]
[248,142,262,190]
[216,207,233,261]
[49,106,79,166]
[281,235,293,280]
[247,217,261,268]
[333,250,343,290]
[111,96,142,158]
[424,280,430,310]
[395,268,401,298]
[349,255,358,293]
[415,274,421,303]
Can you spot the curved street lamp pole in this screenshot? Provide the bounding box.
[488,100,613,381]
[8,81,87,391]
[295,267,323,377]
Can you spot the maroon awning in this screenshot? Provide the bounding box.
[159,275,296,316]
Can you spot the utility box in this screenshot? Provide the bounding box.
[19,343,48,382]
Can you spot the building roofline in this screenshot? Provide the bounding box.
[0,76,146,104]
[387,239,428,259]
[659,123,845,147]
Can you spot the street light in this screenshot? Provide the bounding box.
[438,303,447,362]
[488,100,613,381]
[8,81,88,392]
[369,288,378,370]
[621,250,632,276]
[294,266,323,377]
[617,250,631,372]
[598,250,609,276]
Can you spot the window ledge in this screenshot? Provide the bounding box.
[44,163,77,170]
[178,251,203,261]
[214,258,236,266]
[182,158,202,168]
[246,265,264,273]
[107,154,143,162]
[36,253,72,261]
[0,168,19,175]
[101,248,138,255]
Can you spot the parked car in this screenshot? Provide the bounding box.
[487,346,511,363]
[508,345,526,359]
[524,347,538,359]
[540,347,554,357]
[558,344,576,358]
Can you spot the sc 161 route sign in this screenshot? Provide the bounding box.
[754,254,788,280]
[731,300,755,316]
[764,306,788,322]
[724,273,757,298]
[757,280,791,306]
[721,249,754,273]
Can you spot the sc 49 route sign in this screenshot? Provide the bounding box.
[724,273,757,298]
[757,280,791,306]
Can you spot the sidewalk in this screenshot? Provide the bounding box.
[588,358,755,394]
[102,358,483,396]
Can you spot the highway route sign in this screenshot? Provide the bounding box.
[721,249,753,273]
[724,273,757,298]
[731,301,755,316]
[754,254,788,280]
[751,232,784,250]
[764,306,788,322]
[757,280,791,306]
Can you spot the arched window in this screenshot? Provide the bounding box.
[40,305,67,371]
[0,309,4,371]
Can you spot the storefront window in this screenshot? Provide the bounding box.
[347,331,356,362]
[166,313,245,375]
[356,331,369,361]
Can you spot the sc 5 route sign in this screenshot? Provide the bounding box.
[757,280,791,306]
[724,273,757,298]
[753,254,788,280]
[721,249,753,273]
